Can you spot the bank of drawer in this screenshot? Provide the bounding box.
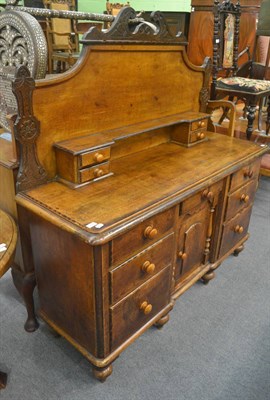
[225,179,258,221]
[79,147,111,168]
[79,162,110,183]
[111,207,175,266]
[110,234,174,305]
[219,205,252,257]
[110,266,171,350]
[230,160,260,192]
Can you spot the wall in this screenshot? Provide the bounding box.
[78,1,191,13]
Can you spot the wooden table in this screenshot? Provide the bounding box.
[0,209,17,389]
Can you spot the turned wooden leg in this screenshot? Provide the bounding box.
[154,313,170,329]
[0,371,7,389]
[11,268,39,332]
[233,244,244,257]
[266,96,270,135]
[246,104,257,140]
[201,270,216,285]
[92,364,113,383]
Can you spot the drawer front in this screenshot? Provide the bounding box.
[189,130,206,143]
[110,266,171,350]
[111,207,175,266]
[225,179,258,221]
[219,205,252,257]
[79,147,111,168]
[230,160,260,192]
[110,234,174,305]
[181,180,224,215]
[79,162,110,183]
[191,119,208,131]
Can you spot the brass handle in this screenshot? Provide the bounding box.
[141,261,156,274]
[178,251,187,260]
[94,152,104,163]
[202,189,214,202]
[140,301,153,315]
[234,225,244,234]
[197,132,205,140]
[94,168,104,178]
[199,120,205,127]
[240,194,249,203]
[144,226,158,239]
[244,170,253,178]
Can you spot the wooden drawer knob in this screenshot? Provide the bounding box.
[202,190,213,202]
[234,225,244,234]
[144,226,158,239]
[244,170,253,178]
[240,194,249,203]
[141,261,156,274]
[94,152,104,163]
[140,301,152,315]
[94,168,104,178]
[197,132,205,140]
[178,251,187,260]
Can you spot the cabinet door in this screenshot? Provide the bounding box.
[175,204,210,283]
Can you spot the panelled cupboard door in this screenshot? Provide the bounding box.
[175,202,210,283]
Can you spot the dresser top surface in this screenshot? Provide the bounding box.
[17,133,267,241]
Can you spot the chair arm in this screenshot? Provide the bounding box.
[206,100,236,137]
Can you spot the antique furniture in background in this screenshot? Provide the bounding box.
[7,7,267,383]
[187,0,261,67]
[43,0,80,73]
[210,0,270,139]
[0,209,18,390]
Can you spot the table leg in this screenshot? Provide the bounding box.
[246,104,257,140]
[11,268,39,332]
[266,96,270,135]
[0,371,7,389]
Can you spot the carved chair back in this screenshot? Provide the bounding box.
[211,0,241,98]
[0,10,47,131]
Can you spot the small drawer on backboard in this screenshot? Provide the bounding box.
[79,147,111,168]
[79,162,110,183]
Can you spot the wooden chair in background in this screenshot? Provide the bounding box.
[104,1,130,27]
[211,0,270,139]
[43,0,80,73]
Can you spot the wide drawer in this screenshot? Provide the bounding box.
[110,234,174,305]
[219,205,252,257]
[181,180,224,215]
[111,207,175,266]
[229,160,260,192]
[110,266,171,350]
[225,178,258,221]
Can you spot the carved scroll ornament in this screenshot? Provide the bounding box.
[82,7,187,45]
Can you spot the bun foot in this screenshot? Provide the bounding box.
[154,314,170,329]
[201,270,215,285]
[0,371,7,389]
[92,364,113,382]
[24,316,39,332]
[233,244,244,257]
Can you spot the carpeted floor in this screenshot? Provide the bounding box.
[0,177,269,400]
